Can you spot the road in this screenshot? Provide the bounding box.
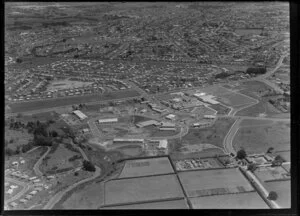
[43,165,101,209]
[241,167,280,209]
[5,177,32,204]
[33,146,51,176]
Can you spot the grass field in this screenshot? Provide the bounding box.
[233,121,290,154]
[116,145,143,157]
[276,151,290,162]
[5,127,33,151]
[102,199,189,209]
[208,103,231,115]
[104,174,184,206]
[182,117,235,149]
[236,100,281,117]
[189,192,269,209]
[40,143,81,174]
[178,168,254,198]
[9,89,140,113]
[263,180,291,208]
[59,181,105,209]
[239,119,274,127]
[254,166,289,182]
[170,148,225,161]
[118,157,174,178]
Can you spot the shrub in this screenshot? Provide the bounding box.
[268,191,278,200]
[82,160,96,172]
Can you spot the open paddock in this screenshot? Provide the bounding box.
[9,89,140,113]
[104,174,184,206]
[102,198,189,209]
[276,151,290,162]
[178,168,254,198]
[189,191,269,209]
[263,180,291,208]
[118,157,174,178]
[254,166,289,182]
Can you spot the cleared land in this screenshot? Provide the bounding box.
[233,121,290,154]
[182,117,235,149]
[102,199,189,209]
[118,157,174,178]
[178,168,254,198]
[263,180,291,208]
[189,192,269,209]
[9,89,140,113]
[104,174,184,206]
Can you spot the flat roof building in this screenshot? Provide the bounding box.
[73,110,88,120]
[98,118,118,124]
[136,120,159,128]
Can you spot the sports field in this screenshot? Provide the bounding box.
[104,174,184,206]
[102,199,189,209]
[263,180,291,208]
[9,89,140,113]
[189,192,269,209]
[178,168,254,198]
[118,157,174,178]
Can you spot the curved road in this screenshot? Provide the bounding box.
[33,146,51,176]
[43,165,101,209]
[5,177,32,204]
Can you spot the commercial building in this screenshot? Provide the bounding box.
[73,110,88,120]
[98,118,118,124]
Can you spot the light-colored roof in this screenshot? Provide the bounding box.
[98,118,118,123]
[73,110,88,120]
[136,120,159,127]
[113,138,144,142]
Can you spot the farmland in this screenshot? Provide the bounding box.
[118,157,174,178]
[263,180,291,208]
[102,199,189,209]
[178,168,254,198]
[232,121,290,154]
[8,89,140,113]
[189,192,269,209]
[254,166,290,182]
[104,174,184,206]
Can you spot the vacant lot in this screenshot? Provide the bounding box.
[263,180,291,208]
[102,198,189,209]
[9,89,140,113]
[116,145,143,157]
[104,174,184,206]
[208,103,231,115]
[233,121,290,154]
[236,100,281,117]
[182,117,235,149]
[178,168,254,198]
[118,157,174,178]
[189,192,269,209]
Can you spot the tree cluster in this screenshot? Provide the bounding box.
[82,160,96,172]
[245,67,266,75]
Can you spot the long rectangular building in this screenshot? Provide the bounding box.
[113,138,144,145]
[98,118,118,124]
[73,110,88,120]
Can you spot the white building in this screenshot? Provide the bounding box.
[136,120,159,128]
[73,110,88,120]
[204,115,216,119]
[98,118,118,124]
[165,114,176,121]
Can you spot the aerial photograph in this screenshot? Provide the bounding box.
[4,2,291,210]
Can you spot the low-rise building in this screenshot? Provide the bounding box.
[136,120,159,128]
[73,110,88,120]
[98,118,118,124]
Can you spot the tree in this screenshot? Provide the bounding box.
[268,191,278,200]
[82,160,96,172]
[5,148,14,156]
[266,147,274,154]
[236,149,247,160]
[247,163,258,172]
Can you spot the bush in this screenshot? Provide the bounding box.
[245,67,266,75]
[82,160,96,172]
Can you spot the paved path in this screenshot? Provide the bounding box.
[33,146,51,176]
[5,177,32,204]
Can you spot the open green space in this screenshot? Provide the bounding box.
[233,121,290,154]
[263,180,291,208]
[181,117,235,149]
[104,174,184,206]
[189,192,269,209]
[178,168,254,198]
[118,157,174,178]
[9,89,140,113]
[102,199,189,209]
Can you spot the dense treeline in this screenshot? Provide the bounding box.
[245,67,266,74]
